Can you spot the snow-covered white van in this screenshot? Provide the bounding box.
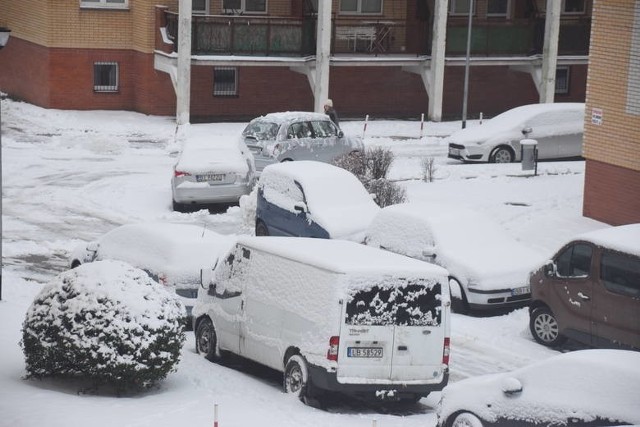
[192,236,451,405]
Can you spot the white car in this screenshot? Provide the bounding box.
[172,125,255,212]
[242,111,364,172]
[69,222,236,326]
[447,103,585,163]
[437,349,640,427]
[365,203,544,313]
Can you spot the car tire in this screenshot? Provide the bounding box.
[449,278,470,315]
[255,220,269,236]
[172,200,186,213]
[195,318,218,362]
[529,307,567,347]
[449,412,484,427]
[489,146,514,163]
[283,354,323,407]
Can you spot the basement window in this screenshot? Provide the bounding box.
[213,67,238,96]
[80,0,129,10]
[555,66,570,94]
[93,62,119,92]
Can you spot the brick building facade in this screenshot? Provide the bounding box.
[582,0,640,225]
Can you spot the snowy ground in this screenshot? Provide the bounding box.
[0,97,607,427]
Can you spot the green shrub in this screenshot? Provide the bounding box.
[21,260,186,392]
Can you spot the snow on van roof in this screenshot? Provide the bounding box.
[575,224,640,256]
[251,111,331,124]
[237,236,449,277]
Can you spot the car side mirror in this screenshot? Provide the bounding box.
[207,283,217,297]
[522,126,532,136]
[337,130,344,138]
[293,202,308,213]
[543,260,557,277]
[501,377,523,396]
[200,267,214,290]
[422,247,437,260]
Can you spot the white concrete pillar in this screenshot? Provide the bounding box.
[314,0,332,113]
[176,0,192,125]
[540,0,561,103]
[428,0,448,122]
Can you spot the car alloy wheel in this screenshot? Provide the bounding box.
[450,412,484,427]
[491,147,513,163]
[530,307,567,347]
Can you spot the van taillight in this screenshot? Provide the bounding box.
[442,337,450,365]
[327,336,339,361]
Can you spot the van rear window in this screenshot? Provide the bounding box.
[345,282,442,327]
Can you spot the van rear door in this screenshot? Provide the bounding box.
[337,280,444,383]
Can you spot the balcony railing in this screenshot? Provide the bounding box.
[164,11,590,58]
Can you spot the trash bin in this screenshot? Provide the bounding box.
[521,139,538,175]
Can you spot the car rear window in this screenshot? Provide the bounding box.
[345,281,442,327]
[243,121,280,141]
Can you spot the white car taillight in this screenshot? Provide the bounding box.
[174,170,191,178]
[443,337,450,365]
[327,336,339,361]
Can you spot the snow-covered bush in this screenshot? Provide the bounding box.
[333,147,406,208]
[21,260,186,392]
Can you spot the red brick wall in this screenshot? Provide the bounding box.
[583,159,640,225]
[0,38,51,106]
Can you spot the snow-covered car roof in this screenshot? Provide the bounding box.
[438,349,640,425]
[259,161,380,240]
[237,235,449,278]
[447,102,585,145]
[249,111,333,125]
[175,125,252,175]
[365,203,544,288]
[75,222,236,286]
[572,223,640,257]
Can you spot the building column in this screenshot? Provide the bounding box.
[428,0,448,122]
[176,0,192,125]
[540,0,561,103]
[314,0,332,113]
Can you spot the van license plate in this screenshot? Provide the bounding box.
[347,347,383,358]
[196,174,224,183]
[512,286,530,296]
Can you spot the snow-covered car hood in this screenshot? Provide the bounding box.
[438,349,640,425]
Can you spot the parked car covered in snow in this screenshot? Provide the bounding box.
[365,203,544,313]
[529,224,640,350]
[172,125,255,211]
[69,222,235,326]
[437,349,640,427]
[255,161,380,242]
[447,103,585,163]
[242,111,364,172]
[193,236,451,405]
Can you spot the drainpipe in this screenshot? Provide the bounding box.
[314,0,332,113]
[176,0,192,125]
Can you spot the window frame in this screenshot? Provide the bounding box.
[80,0,129,10]
[486,0,510,18]
[339,0,383,16]
[223,0,267,15]
[555,243,593,279]
[93,62,119,93]
[562,0,587,15]
[192,0,209,15]
[555,66,570,95]
[449,0,476,16]
[213,67,239,97]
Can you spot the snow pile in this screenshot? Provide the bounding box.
[21,260,186,391]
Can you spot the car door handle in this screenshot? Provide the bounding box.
[397,345,408,351]
[577,292,590,301]
[422,330,432,335]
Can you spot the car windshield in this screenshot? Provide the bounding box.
[242,120,280,141]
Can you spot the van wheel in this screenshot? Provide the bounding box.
[283,355,323,407]
[449,278,469,315]
[195,318,218,362]
[529,307,567,347]
[255,220,269,236]
[449,411,484,427]
[489,146,514,163]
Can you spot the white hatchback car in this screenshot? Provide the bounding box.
[69,222,236,326]
[365,203,544,313]
[242,111,364,172]
[172,125,255,212]
[447,103,585,163]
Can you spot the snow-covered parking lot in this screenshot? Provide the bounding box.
[0,98,609,427]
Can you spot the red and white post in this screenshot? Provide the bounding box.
[213,403,219,427]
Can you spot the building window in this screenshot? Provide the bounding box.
[562,0,586,14]
[340,0,383,14]
[449,0,476,16]
[213,67,238,96]
[80,0,128,9]
[556,67,570,94]
[93,62,119,92]
[487,0,510,17]
[193,0,208,14]
[222,0,266,14]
